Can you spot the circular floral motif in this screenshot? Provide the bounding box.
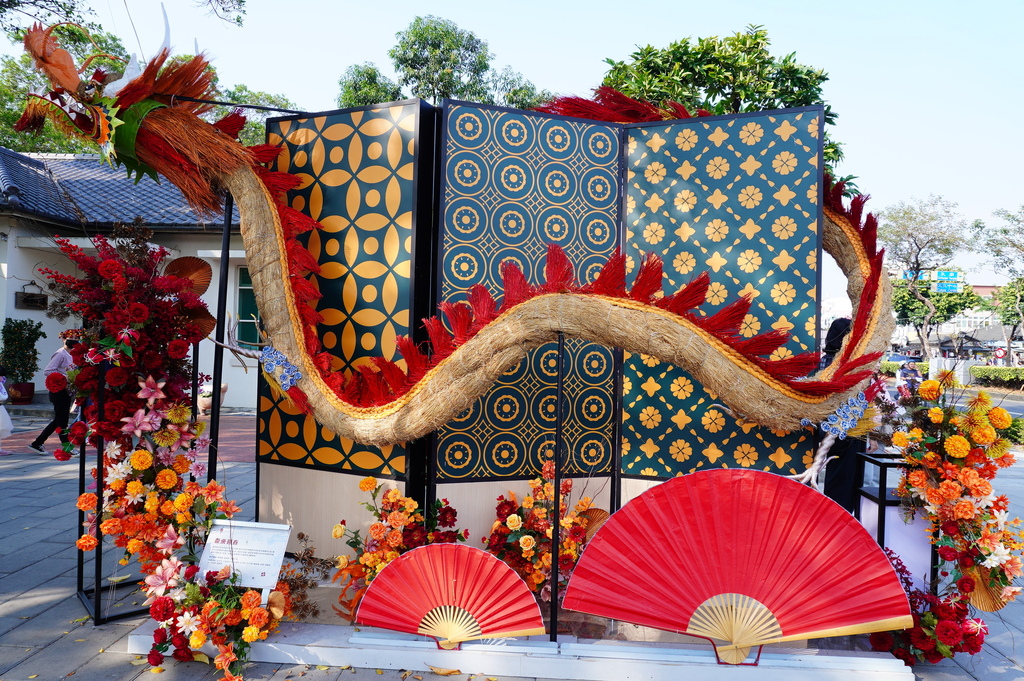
[493,395,520,422]
[644,162,667,184]
[501,119,529,147]
[626,195,636,215]
[588,131,613,158]
[545,125,571,151]
[705,218,729,242]
[498,208,528,238]
[739,314,761,338]
[737,249,762,273]
[500,163,529,192]
[644,222,666,245]
[452,205,481,234]
[706,281,728,305]
[453,158,481,187]
[670,376,693,400]
[770,347,794,361]
[706,156,730,179]
[772,151,797,175]
[673,251,696,275]
[675,128,698,151]
[670,440,692,463]
[674,189,697,212]
[772,215,797,239]
[544,168,571,197]
[639,406,662,428]
[739,122,763,145]
[455,112,483,141]
[770,281,797,305]
[807,185,818,203]
[734,443,758,467]
[702,409,726,433]
[738,186,763,209]
[450,253,479,282]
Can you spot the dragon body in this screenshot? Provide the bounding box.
[19,27,893,448]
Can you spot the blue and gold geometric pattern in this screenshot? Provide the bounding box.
[621,108,823,477]
[436,103,621,481]
[257,103,425,476]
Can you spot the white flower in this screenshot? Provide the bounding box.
[107,460,131,483]
[177,610,200,635]
[104,441,124,458]
[976,491,998,509]
[982,544,1012,568]
[994,510,1010,530]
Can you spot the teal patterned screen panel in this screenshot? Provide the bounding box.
[620,108,823,477]
[435,102,621,481]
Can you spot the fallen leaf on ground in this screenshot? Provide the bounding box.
[71,616,89,622]
[150,667,164,673]
[74,639,86,642]
[129,659,148,666]
[426,666,461,676]
[316,666,330,670]
[28,674,38,678]
[400,672,413,680]
[193,652,210,664]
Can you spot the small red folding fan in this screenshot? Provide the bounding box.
[356,543,546,648]
[562,469,913,664]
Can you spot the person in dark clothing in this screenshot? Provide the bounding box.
[28,338,78,455]
[819,317,861,513]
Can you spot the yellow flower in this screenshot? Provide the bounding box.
[152,429,179,448]
[155,469,178,490]
[705,156,730,179]
[989,407,1012,430]
[739,314,761,338]
[908,428,925,441]
[126,539,143,554]
[675,128,698,150]
[988,438,1012,458]
[738,122,763,145]
[704,218,729,242]
[193,419,207,436]
[944,435,971,458]
[770,281,796,305]
[359,476,377,492]
[242,625,261,643]
[928,407,945,424]
[506,514,523,531]
[130,449,153,470]
[936,369,957,388]
[918,380,942,401]
[332,522,346,539]
[702,409,726,433]
[164,402,192,424]
[706,282,728,305]
[674,190,697,212]
[968,391,993,414]
[771,216,797,239]
[891,431,910,448]
[335,555,349,569]
[972,425,997,446]
[144,493,160,513]
[519,535,536,551]
[669,440,692,462]
[189,630,206,649]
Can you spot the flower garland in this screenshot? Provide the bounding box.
[41,226,279,680]
[869,372,1023,665]
[331,477,468,620]
[484,457,594,602]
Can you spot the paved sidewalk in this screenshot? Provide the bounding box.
[1,406,1022,680]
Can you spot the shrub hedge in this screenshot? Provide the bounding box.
[879,361,929,377]
[969,366,1024,390]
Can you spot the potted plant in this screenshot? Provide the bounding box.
[0,318,47,403]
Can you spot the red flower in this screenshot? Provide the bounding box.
[402,525,427,548]
[957,576,976,594]
[105,367,130,386]
[436,505,458,528]
[935,620,964,646]
[152,627,168,645]
[432,530,459,544]
[147,649,164,666]
[892,648,916,666]
[962,634,983,654]
[98,259,123,279]
[53,448,72,462]
[936,545,958,562]
[908,626,936,651]
[869,632,895,651]
[69,421,88,443]
[941,521,960,536]
[172,647,194,662]
[495,497,517,521]
[128,302,150,323]
[45,372,68,393]
[184,564,200,581]
[167,339,190,359]
[932,603,957,621]
[170,634,187,650]
[923,648,946,663]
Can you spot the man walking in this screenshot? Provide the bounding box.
[28,336,78,455]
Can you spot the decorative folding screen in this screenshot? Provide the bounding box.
[620,109,822,477]
[433,102,621,481]
[256,101,433,476]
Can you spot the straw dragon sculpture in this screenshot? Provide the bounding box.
[17,25,893,451]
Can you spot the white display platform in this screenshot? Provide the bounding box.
[128,620,913,680]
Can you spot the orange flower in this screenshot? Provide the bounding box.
[241,590,262,612]
[130,449,153,470]
[967,391,993,413]
[241,625,261,643]
[925,488,947,507]
[359,476,377,492]
[927,407,945,424]
[936,369,956,388]
[918,380,942,401]
[174,492,194,512]
[519,535,537,551]
[952,500,976,520]
[938,480,963,502]
[944,435,971,458]
[99,518,122,535]
[386,529,403,547]
[369,523,387,541]
[892,431,910,448]
[968,480,993,498]
[248,606,269,629]
[155,469,178,490]
[172,454,191,475]
[126,538,143,554]
[907,470,929,489]
[76,534,98,551]
[76,492,98,511]
[223,609,242,626]
[989,407,1013,430]
[972,425,997,445]
[159,500,175,516]
[386,510,410,528]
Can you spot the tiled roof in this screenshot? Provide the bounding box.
[0,147,238,228]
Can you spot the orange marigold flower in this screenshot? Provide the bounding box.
[996,454,1017,469]
[968,480,993,498]
[99,518,121,535]
[358,476,377,492]
[109,478,126,492]
[972,425,997,445]
[925,488,947,507]
[907,470,929,488]
[155,469,178,490]
[386,510,410,528]
[938,480,963,502]
[918,380,942,401]
[174,493,194,512]
[126,479,145,497]
[892,431,910,448]
[927,407,945,424]
[76,534,98,551]
[944,435,971,458]
[144,494,160,513]
[952,499,976,520]
[248,607,269,629]
[989,407,1013,430]
[172,455,191,475]
[908,428,925,441]
[223,609,242,626]
[159,500,176,516]
[130,449,153,470]
[369,522,387,541]
[126,539,143,554]
[386,529,403,547]
[76,492,98,511]
[241,590,262,612]
[241,625,261,643]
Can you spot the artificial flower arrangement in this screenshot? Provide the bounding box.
[867,372,1023,665]
[331,476,469,621]
[484,456,595,604]
[42,226,283,680]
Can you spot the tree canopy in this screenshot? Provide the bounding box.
[338,16,550,109]
[0,0,245,31]
[601,25,847,172]
[973,205,1024,278]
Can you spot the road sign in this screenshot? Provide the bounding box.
[931,281,964,293]
[934,270,964,282]
[995,347,1008,359]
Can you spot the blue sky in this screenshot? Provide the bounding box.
[9,0,1021,294]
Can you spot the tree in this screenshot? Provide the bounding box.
[0,1,245,31]
[974,205,1024,277]
[337,63,402,108]
[878,195,973,357]
[981,278,1024,365]
[601,24,849,179]
[489,65,550,110]
[213,84,298,146]
[891,278,981,353]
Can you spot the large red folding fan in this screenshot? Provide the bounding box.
[562,469,913,664]
[356,543,546,648]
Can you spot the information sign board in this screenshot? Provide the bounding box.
[198,519,291,589]
[931,281,964,293]
[934,270,964,282]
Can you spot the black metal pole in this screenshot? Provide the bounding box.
[207,194,234,482]
[550,333,565,642]
[91,360,108,623]
[610,347,623,512]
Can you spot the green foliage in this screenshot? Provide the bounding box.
[601,24,844,168]
[198,0,246,26]
[0,0,88,32]
[890,278,981,329]
[973,206,1024,279]
[336,63,402,108]
[0,318,46,384]
[212,84,298,146]
[489,65,551,109]
[969,366,1024,390]
[1004,417,1024,445]
[389,15,492,104]
[879,361,929,377]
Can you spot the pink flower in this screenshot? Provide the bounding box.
[143,557,183,602]
[962,618,988,636]
[155,525,184,554]
[117,327,139,343]
[121,409,156,438]
[137,376,167,406]
[189,461,207,478]
[1001,586,1022,602]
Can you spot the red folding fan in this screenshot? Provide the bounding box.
[356,543,546,648]
[562,469,913,664]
